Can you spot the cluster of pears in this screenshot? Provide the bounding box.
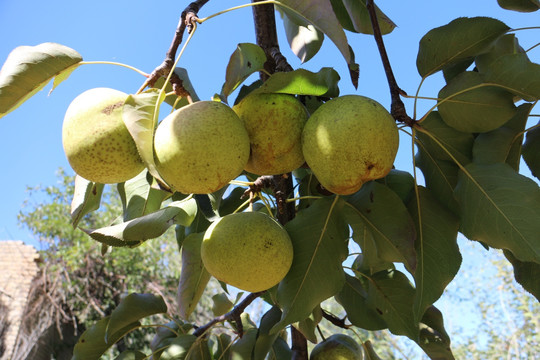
[62,87,398,293]
[62,87,398,196]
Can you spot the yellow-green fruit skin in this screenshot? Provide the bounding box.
[154,101,250,194]
[310,334,363,360]
[201,212,293,292]
[62,88,144,184]
[302,95,398,195]
[233,93,308,175]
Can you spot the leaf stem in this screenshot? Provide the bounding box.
[79,60,149,77]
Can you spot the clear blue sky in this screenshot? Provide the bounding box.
[0,0,538,248]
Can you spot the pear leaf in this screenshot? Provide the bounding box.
[0,42,82,118]
[252,68,340,98]
[220,43,266,101]
[70,175,104,228]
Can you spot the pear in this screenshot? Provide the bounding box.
[310,334,363,360]
[201,211,293,292]
[302,95,398,195]
[62,87,144,184]
[153,100,250,194]
[233,93,308,175]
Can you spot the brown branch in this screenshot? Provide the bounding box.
[193,291,264,338]
[321,309,350,329]
[366,0,416,127]
[139,0,209,93]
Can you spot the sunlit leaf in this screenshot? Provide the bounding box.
[272,196,348,333]
[115,350,147,360]
[252,68,340,97]
[454,163,540,263]
[253,306,283,360]
[152,67,200,110]
[70,175,104,228]
[83,198,197,247]
[335,274,387,330]
[220,43,266,101]
[177,233,211,320]
[482,53,540,101]
[497,0,540,12]
[504,250,540,301]
[407,187,461,322]
[329,0,397,35]
[158,335,197,360]
[522,119,540,180]
[211,293,233,317]
[123,90,167,185]
[344,182,417,272]
[0,42,82,118]
[72,317,139,360]
[280,9,324,63]
[438,71,517,133]
[416,17,509,78]
[106,293,167,343]
[118,170,169,221]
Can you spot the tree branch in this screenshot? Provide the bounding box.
[193,291,264,338]
[366,0,415,127]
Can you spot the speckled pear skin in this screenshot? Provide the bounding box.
[201,211,293,292]
[233,93,308,175]
[153,101,250,194]
[62,88,144,184]
[302,95,399,195]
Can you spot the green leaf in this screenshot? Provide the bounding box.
[211,293,233,317]
[415,146,460,215]
[177,233,211,320]
[376,169,415,204]
[362,340,383,360]
[72,317,139,360]
[442,58,475,83]
[475,34,527,74]
[504,250,540,301]
[438,71,517,133]
[277,0,352,65]
[230,314,258,359]
[115,350,147,360]
[158,335,197,360]
[416,17,509,78]
[367,269,417,340]
[280,9,324,63]
[416,111,474,166]
[106,293,167,343]
[454,163,540,263]
[123,90,167,185]
[417,306,455,359]
[212,333,232,360]
[272,196,348,333]
[344,182,417,272]
[83,198,197,247]
[295,305,322,343]
[70,175,104,228]
[152,67,200,109]
[335,274,387,330]
[407,187,461,322]
[252,68,340,97]
[253,306,283,360]
[523,120,540,180]
[267,337,292,360]
[482,53,540,101]
[498,0,540,12]
[0,42,82,118]
[220,43,266,101]
[329,0,397,35]
[119,170,169,221]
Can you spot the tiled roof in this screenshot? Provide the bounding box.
[0,241,40,360]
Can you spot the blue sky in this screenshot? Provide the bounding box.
[0,0,538,248]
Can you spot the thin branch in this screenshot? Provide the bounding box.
[321,309,351,329]
[193,291,264,338]
[366,0,416,127]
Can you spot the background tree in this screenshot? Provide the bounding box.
[0,0,539,359]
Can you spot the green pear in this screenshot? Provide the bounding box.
[233,93,308,175]
[62,87,144,184]
[153,100,250,194]
[302,95,398,195]
[310,334,363,360]
[201,211,293,292]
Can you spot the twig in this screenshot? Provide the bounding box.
[139,0,209,93]
[193,291,264,338]
[366,0,416,127]
[321,309,350,329]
